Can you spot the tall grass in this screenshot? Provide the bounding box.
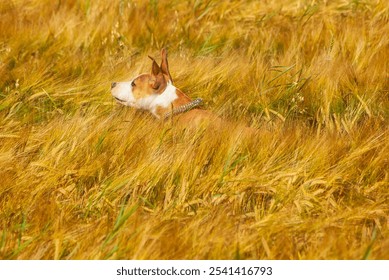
[0,0,388,259]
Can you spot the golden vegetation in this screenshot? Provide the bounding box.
[0,0,388,259]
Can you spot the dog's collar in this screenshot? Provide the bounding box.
[163,98,203,120]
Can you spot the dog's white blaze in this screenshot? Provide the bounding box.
[111,80,178,118]
[111,81,136,106]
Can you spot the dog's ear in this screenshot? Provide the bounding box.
[148,55,166,91]
[160,48,173,83]
[149,55,161,76]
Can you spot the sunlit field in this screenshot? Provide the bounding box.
[0,0,388,259]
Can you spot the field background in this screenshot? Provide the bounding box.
[0,0,388,259]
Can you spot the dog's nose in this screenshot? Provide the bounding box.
[111,82,117,89]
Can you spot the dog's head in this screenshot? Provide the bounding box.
[111,48,174,110]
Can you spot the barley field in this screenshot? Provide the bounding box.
[0,0,388,260]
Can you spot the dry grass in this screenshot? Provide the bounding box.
[0,0,388,259]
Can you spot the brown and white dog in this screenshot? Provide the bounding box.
[111,48,216,124]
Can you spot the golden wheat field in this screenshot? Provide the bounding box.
[0,0,388,260]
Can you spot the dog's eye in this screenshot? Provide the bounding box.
[131,81,136,87]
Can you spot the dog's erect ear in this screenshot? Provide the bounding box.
[160,48,173,83]
[149,55,161,77]
[148,55,167,91]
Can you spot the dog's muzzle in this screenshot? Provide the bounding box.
[111,82,117,89]
[114,97,125,102]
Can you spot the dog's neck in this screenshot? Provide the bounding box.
[145,82,193,119]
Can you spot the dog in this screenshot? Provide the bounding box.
[111,48,217,125]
